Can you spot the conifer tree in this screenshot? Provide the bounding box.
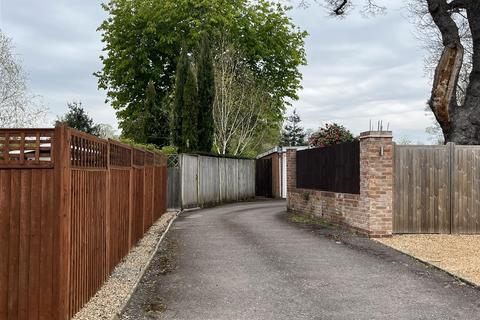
[181,65,199,151]
[173,49,189,148]
[280,109,306,146]
[197,33,215,152]
[144,81,170,147]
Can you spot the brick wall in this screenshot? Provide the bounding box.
[287,131,393,237]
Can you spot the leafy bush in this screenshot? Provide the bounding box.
[308,123,356,148]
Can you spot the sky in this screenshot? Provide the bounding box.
[0,0,434,143]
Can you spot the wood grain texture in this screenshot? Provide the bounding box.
[394,145,451,234]
[0,127,168,320]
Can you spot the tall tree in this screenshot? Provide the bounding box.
[97,0,306,144]
[181,65,199,151]
[317,0,480,144]
[281,109,306,146]
[213,41,279,155]
[56,102,100,136]
[173,49,189,148]
[0,29,47,127]
[197,33,215,152]
[144,81,170,147]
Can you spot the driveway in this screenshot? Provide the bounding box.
[121,200,480,320]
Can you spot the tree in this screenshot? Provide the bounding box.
[281,109,306,146]
[173,49,189,150]
[56,102,100,136]
[318,0,480,144]
[308,123,355,147]
[0,29,47,127]
[97,123,118,139]
[181,65,199,152]
[144,81,170,147]
[213,42,279,155]
[97,0,307,144]
[197,33,215,152]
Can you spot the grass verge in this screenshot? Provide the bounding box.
[288,213,331,227]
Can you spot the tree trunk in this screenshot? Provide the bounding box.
[445,2,480,144]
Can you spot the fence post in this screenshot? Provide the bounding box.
[105,141,111,273]
[53,125,71,319]
[448,142,455,233]
[128,147,134,248]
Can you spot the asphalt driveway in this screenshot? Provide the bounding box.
[121,200,480,320]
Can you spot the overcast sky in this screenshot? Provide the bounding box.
[0,0,434,143]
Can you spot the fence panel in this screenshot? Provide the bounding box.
[393,145,451,234]
[167,155,181,209]
[296,142,360,194]
[69,170,108,316]
[452,146,480,233]
[181,154,199,208]
[198,156,220,206]
[238,160,254,200]
[0,168,55,319]
[154,165,167,220]
[220,158,238,202]
[108,169,131,270]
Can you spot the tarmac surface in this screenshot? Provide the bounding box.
[121,200,480,320]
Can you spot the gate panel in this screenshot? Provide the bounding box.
[452,146,480,233]
[255,159,272,198]
[394,145,451,233]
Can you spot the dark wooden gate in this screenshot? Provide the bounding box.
[255,158,272,198]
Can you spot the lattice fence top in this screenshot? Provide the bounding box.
[167,154,179,168]
[0,129,54,168]
[145,151,154,166]
[70,130,108,169]
[0,127,168,169]
[133,148,145,166]
[109,140,132,167]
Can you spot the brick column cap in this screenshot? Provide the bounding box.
[359,131,392,139]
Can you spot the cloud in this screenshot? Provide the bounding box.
[287,1,433,143]
[0,0,435,143]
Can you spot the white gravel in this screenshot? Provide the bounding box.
[72,211,178,320]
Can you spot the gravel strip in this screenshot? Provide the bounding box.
[73,211,178,320]
[376,234,480,286]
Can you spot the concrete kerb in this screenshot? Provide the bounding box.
[114,210,181,319]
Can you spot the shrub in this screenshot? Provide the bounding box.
[308,123,355,148]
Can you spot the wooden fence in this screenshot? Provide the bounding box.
[296,142,360,194]
[167,154,255,209]
[0,126,167,320]
[394,143,480,234]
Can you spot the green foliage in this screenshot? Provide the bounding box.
[160,145,178,154]
[309,123,356,148]
[144,81,170,147]
[56,102,100,136]
[119,137,161,152]
[97,0,307,147]
[197,33,215,152]
[173,49,189,148]
[181,65,199,152]
[281,109,306,146]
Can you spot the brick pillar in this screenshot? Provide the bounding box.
[359,131,394,236]
[286,149,297,210]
